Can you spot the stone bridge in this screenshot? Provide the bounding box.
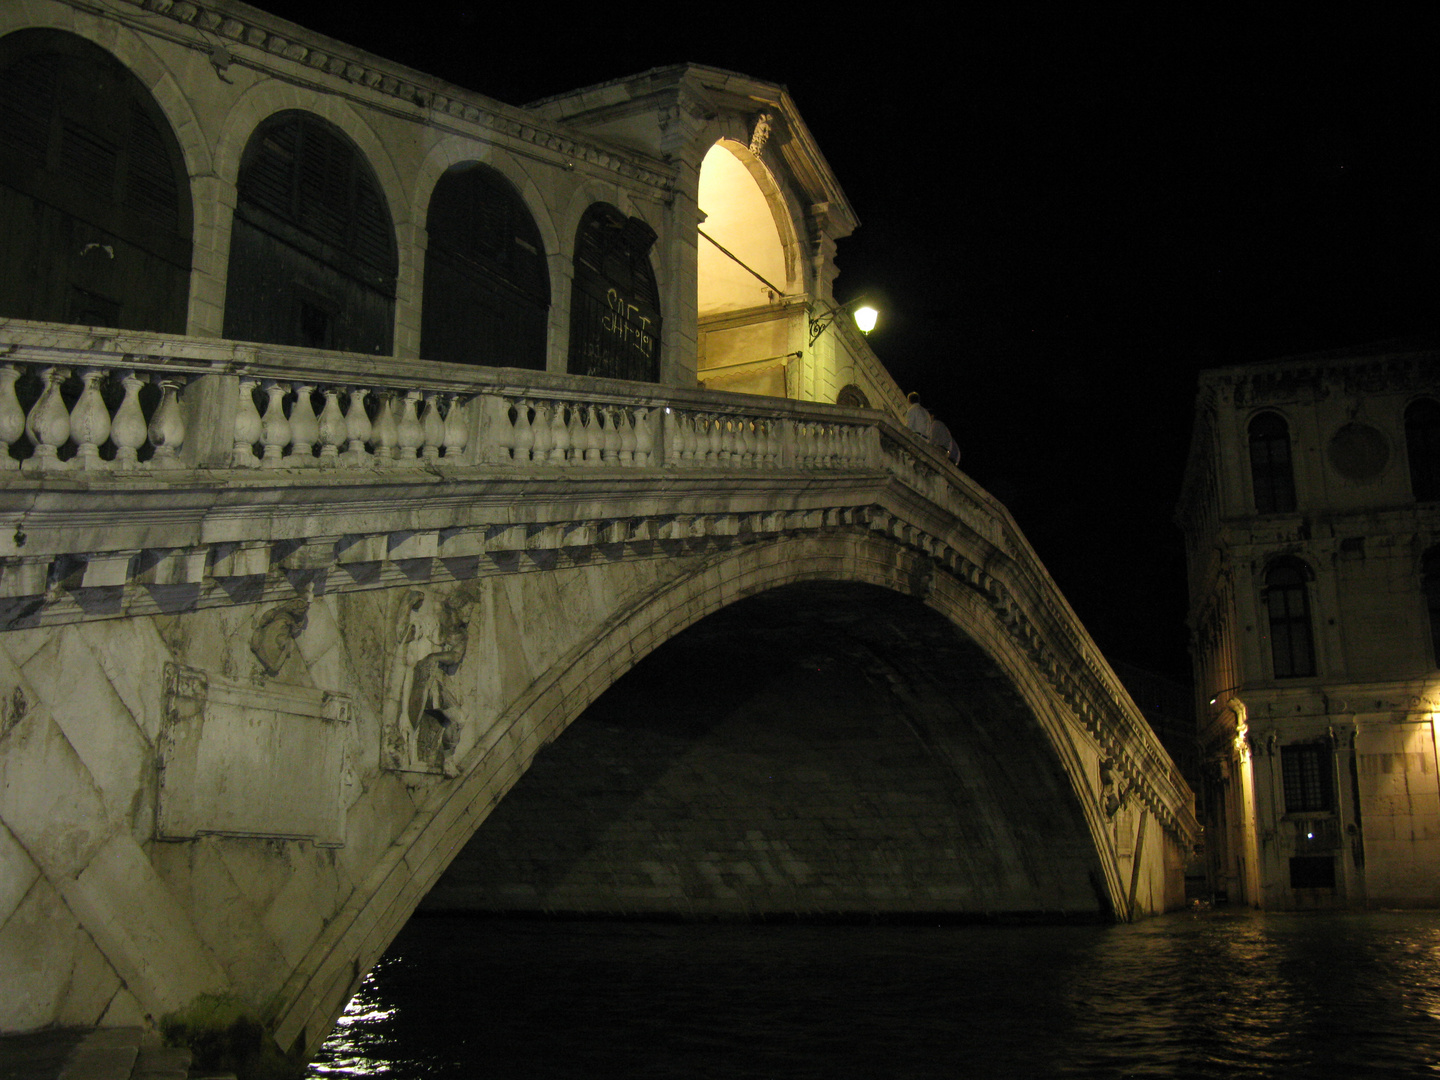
[0,323,1197,1062]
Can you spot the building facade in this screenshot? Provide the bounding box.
[1178,345,1440,908]
[0,0,904,414]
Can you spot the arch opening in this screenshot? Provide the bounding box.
[223,110,397,355]
[424,581,1109,921]
[0,29,192,333]
[696,141,802,398]
[566,202,661,382]
[420,162,549,370]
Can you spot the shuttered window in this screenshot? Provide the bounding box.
[224,111,396,354]
[421,163,548,369]
[0,29,191,332]
[1265,557,1316,679]
[1406,399,1440,501]
[1249,412,1297,513]
[567,203,661,382]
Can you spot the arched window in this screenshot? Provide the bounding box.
[1406,399,1440,501]
[421,163,548,369]
[1249,412,1297,513]
[0,29,192,332]
[1265,557,1316,678]
[836,384,871,409]
[224,111,396,355]
[1422,546,1440,667]
[567,203,661,382]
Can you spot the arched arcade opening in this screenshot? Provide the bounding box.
[695,140,804,398]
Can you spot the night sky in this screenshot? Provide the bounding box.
[259,3,1438,682]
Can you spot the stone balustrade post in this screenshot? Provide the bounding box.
[0,364,23,470]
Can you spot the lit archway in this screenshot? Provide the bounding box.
[696,141,801,397]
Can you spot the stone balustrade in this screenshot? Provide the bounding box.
[0,362,188,472]
[0,325,879,475]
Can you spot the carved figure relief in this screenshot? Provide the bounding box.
[749,112,773,156]
[383,585,479,776]
[250,590,312,677]
[1099,757,1134,819]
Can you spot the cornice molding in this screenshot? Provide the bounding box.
[101,0,676,192]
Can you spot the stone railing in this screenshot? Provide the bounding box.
[0,326,878,475]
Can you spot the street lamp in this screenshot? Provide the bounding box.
[808,296,878,346]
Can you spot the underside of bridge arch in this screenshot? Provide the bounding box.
[422,581,1111,921]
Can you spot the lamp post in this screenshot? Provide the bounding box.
[808,296,878,346]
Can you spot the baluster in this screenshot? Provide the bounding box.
[617,407,636,466]
[567,403,585,464]
[548,401,570,463]
[24,366,70,472]
[232,376,262,467]
[343,388,372,465]
[441,395,468,460]
[0,365,25,469]
[421,392,445,461]
[633,407,653,467]
[755,419,774,469]
[679,412,698,464]
[706,413,723,465]
[530,400,553,462]
[722,417,739,467]
[148,378,186,469]
[258,381,291,467]
[689,414,707,464]
[68,367,110,470]
[288,384,319,464]
[736,418,754,468]
[371,392,401,461]
[582,405,603,464]
[662,408,681,466]
[601,406,622,464]
[316,388,346,462]
[511,399,534,462]
[396,390,424,461]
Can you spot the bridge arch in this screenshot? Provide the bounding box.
[274,529,1134,1057]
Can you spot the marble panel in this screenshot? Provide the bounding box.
[157,664,353,846]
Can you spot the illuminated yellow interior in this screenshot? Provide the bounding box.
[697,142,790,316]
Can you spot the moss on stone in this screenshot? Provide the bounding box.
[160,995,301,1080]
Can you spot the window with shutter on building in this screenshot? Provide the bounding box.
[1248,411,1297,513]
[420,163,549,369]
[1265,556,1317,678]
[1281,743,1333,814]
[567,203,661,382]
[1405,399,1440,501]
[223,111,396,355]
[0,29,191,333]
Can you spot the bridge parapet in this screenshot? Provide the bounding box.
[0,320,1194,853]
[0,321,877,477]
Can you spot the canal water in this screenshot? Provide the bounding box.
[308,909,1440,1078]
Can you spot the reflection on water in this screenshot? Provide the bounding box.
[309,910,1440,1079]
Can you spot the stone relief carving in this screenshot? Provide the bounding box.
[1099,757,1134,819]
[749,112,773,156]
[250,589,312,676]
[383,585,480,777]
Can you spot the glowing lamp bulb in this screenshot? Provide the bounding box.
[853,305,878,334]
